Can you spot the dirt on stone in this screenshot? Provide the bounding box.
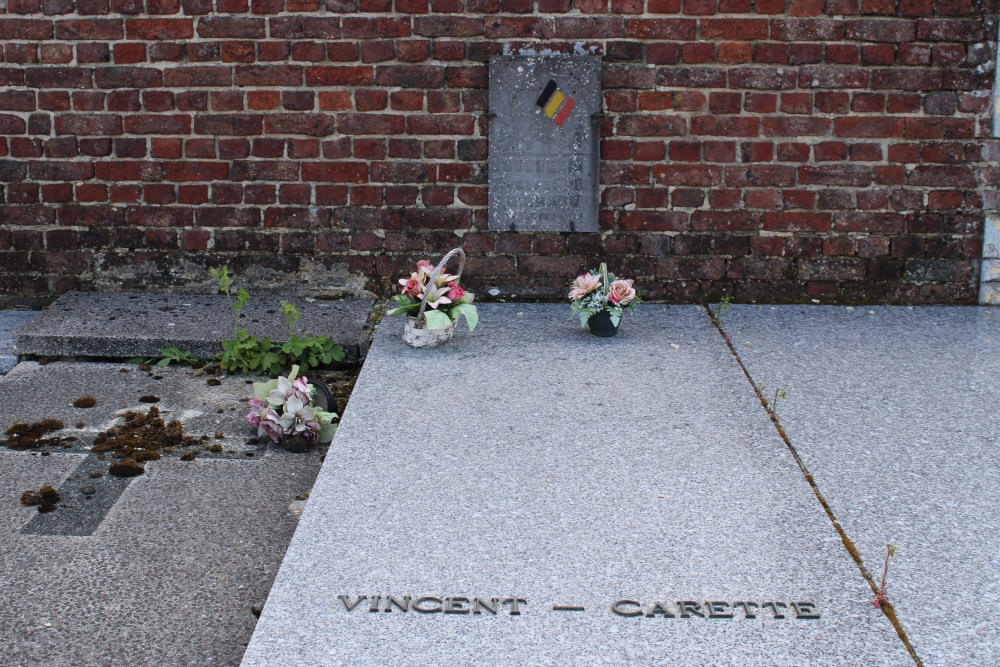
[3,419,70,450]
[92,406,201,477]
[72,396,97,408]
[21,485,61,513]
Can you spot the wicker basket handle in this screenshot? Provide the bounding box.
[416,247,466,321]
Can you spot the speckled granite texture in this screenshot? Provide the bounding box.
[722,305,1000,667]
[0,361,324,666]
[242,304,909,666]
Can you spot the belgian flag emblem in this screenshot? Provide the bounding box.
[535,79,576,128]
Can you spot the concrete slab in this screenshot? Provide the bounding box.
[1,309,38,374]
[720,305,1000,666]
[242,304,910,666]
[14,291,374,362]
[0,361,325,666]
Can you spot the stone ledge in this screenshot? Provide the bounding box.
[1,310,38,375]
[13,291,375,363]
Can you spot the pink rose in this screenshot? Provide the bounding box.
[400,278,423,298]
[446,281,466,301]
[608,279,636,306]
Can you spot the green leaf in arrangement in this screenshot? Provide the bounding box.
[386,305,419,317]
[451,303,478,332]
[423,309,453,330]
[610,311,622,327]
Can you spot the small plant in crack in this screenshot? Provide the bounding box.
[710,295,732,325]
[872,543,898,609]
[771,387,787,417]
[757,383,787,418]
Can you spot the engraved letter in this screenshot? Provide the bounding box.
[762,601,787,619]
[611,600,642,617]
[412,597,443,613]
[368,595,381,613]
[792,602,820,619]
[644,602,676,618]
[733,601,758,619]
[678,601,705,618]
[386,596,411,612]
[502,598,527,615]
[339,595,366,612]
[706,601,733,619]
[472,598,499,615]
[444,597,470,614]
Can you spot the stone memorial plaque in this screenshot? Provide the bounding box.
[488,56,602,233]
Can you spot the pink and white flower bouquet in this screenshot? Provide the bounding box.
[387,258,478,333]
[247,365,337,445]
[569,262,641,327]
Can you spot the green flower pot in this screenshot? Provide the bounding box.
[587,310,619,337]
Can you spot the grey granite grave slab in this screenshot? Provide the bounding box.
[242,304,910,666]
[720,305,1000,666]
[0,360,325,666]
[1,309,37,374]
[488,56,601,232]
[0,360,256,434]
[14,291,374,362]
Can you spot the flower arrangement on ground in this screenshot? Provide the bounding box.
[247,365,337,445]
[569,262,640,330]
[387,257,478,333]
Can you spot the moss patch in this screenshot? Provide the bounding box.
[92,406,201,477]
[21,484,61,512]
[73,396,97,408]
[3,419,68,450]
[109,459,145,478]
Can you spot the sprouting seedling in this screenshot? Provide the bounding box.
[872,543,899,609]
[711,295,732,323]
[210,265,249,337]
[279,300,301,338]
[771,387,787,416]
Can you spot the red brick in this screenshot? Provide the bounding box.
[764,212,831,232]
[691,116,759,136]
[834,117,903,138]
[125,18,193,39]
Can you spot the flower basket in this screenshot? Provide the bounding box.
[403,315,456,348]
[389,247,478,348]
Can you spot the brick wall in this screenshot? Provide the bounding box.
[0,0,997,306]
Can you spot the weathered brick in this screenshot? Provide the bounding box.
[125,18,193,39]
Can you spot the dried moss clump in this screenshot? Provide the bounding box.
[21,485,61,512]
[92,406,201,476]
[3,419,67,450]
[206,378,222,387]
[139,395,160,404]
[109,459,145,478]
[73,396,97,408]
